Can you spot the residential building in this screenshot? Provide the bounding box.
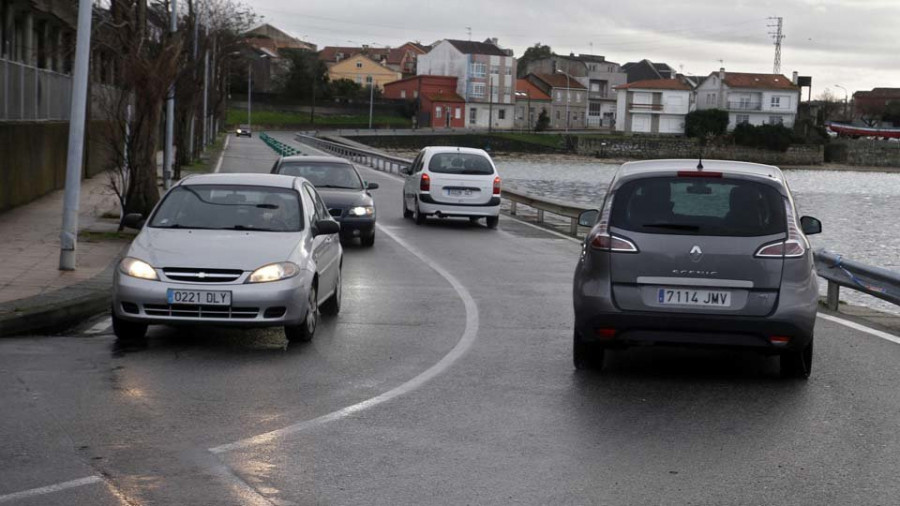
[525,73,588,130]
[525,54,626,128]
[383,75,466,128]
[242,24,316,94]
[852,88,900,125]
[513,78,551,130]
[695,68,801,130]
[244,24,316,52]
[416,38,517,130]
[327,53,401,90]
[621,59,677,83]
[614,79,692,134]
[319,42,426,77]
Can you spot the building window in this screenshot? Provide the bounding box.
[498,109,506,120]
[470,108,477,123]
[556,110,560,120]
[455,107,461,119]
[435,107,442,119]
[736,114,750,124]
[769,115,783,125]
[505,67,512,75]
[471,62,486,77]
[503,93,510,103]
[556,91,562,101]
[400,90,406,99]
[490,65,499,75]
[575,93,581,103]
[413,90,418,98]
[589,103,602,115]
[355,76,362,84]
[471,83,486,98]
[771,96,781,108]
[706,93,716,105]
[356,61,363,69]
[366,76,372,84]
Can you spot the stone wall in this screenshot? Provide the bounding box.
[0,121,110,213]
[828,140,900,167]
[575,137,825,166]
[349,134,566,153]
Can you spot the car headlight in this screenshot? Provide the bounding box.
[248,262,300,283]
[236,129,242,133]
[347,206,374,217]
[119,257,158,280]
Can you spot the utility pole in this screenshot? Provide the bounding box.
[163,0,177,190]
[768,16,784,74]
[59,0,93,270]
[368,78,374,129]
[201,0,209,149]
[466,26,471,41]
[488,75,494,133]
[247,61,251,130]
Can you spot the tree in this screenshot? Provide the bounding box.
[857,100,886,127]
[327,78,365,102]
[517,43,553,78]
[684,109,729,139]
[535,109,550,131]
[882,100,900,126]
[815,89,845,124]
[277,48,328,101]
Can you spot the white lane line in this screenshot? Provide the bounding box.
[214,135,230,173]
[209,222,480,454]
[818,312,900,344]
[501,213,583,244]
[83,317,112,335]
[0,476,102,504]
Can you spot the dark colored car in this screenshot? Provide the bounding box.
[236,125,252,137]
[272,156,378,247]
[572,159,822,378]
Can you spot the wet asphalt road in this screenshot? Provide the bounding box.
[2,133,900,505]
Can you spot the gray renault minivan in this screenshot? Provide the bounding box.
[572,159,822,378]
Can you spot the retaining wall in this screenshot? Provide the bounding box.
[828,140,900,167]
[575,137,825,166]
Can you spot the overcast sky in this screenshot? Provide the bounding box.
[250,0,898,100]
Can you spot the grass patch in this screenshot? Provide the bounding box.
[100,210,120,220]
[180,133,227,175]
[226,109,408,128]
[79,230,136,242]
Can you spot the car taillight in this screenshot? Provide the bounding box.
[493,176,501,195]
[677,171,722,178]
[587,194,639,253]
[420,173,430,192]
[755,199,807,258]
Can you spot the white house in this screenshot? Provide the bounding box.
[694,69,801,130]
[614,79,693,134]
[416,39,517,130]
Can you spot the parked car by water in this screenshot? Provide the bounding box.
[112,173,342,343]
[572,159,822,378]
[401,146,502,228]
[271,155,378,247]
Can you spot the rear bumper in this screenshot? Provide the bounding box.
[418,195,500,217]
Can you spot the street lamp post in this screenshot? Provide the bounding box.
[368,77,374,129]
[835,84,849,120]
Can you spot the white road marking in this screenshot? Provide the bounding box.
[818,312,900,344]
[0,476,102,504]
[209,222,480,454]
[83,317,112,335]
[501,212,584,243]
[214,135,230,173]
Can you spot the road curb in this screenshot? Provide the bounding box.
[0,252,123,337]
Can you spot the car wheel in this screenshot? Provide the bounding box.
[402,195,413,219]
[414,203,426,225]
[486,216,499,229]
[286,283,318,343]
[573,331,604,371]
[361,232,375,247]
[112,311,148,342]
[321,269,341,315]
[780,339,813,379]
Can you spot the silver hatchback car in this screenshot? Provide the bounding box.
[112,173,342,343]
[573,160,822,378]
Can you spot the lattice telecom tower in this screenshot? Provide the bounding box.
[767,17,785,74]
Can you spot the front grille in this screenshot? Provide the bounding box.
[121,302,140,314]
[143,304,258,319]
[162,268,243,283]
[329,208,344,218]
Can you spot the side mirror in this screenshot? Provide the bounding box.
[800,215,822,235]
[365,182,379,190]
[313,219,340,237]
[122,213,145,230]
[578,209,600,227]
[400,166,411,175]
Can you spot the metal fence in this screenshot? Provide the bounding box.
[1,58,72,121]
[813,250,900,311]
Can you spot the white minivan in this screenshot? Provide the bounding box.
[401,147,502,228]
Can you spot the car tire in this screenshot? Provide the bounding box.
[486,216,499,229]
[780,339,813,379]
[361,232,375,247]
[573,331,604,371]
[414,203,426,225]
[112,311,147,342]
[402,195,413,219]
[321,269,342,315]
[286,284,318,343]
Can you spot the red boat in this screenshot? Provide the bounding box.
[827,121,900,139]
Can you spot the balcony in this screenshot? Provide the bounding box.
[629,103,664,112]
[727,101,762,111]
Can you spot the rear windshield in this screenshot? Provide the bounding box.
[428,153,494,175]
[277,162,363,190]
[610,177,786,237]
[149,185,303,232]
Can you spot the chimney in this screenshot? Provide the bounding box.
[792,71,798,84]
[491,37,498,46]
[719,67,725,80]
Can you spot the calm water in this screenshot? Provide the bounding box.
[495,158,900,314]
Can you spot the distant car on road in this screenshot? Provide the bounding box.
[572,159,822,378]
[271,155,378,247]
[236,125,252,137]
[112,173,342,343]
[401,146,501,228]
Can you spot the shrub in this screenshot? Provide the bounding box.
[732,123,795,152]
[535,109,551,132]
[685,109,729,138]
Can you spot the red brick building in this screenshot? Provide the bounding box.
[383,75,466,128]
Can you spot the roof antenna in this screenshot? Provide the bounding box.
[697,145,704,170]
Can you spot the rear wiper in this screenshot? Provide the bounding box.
[642,223,700,231]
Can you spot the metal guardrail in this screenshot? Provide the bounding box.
[813,250,900,311]
[259,132,301,156]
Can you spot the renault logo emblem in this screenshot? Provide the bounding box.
[198,272,206,279]
[689,245,703,263]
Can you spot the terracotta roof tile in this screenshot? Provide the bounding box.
[515,79,551,101]
[615,79,692,91]
[445,39,510,56]
[721,72,799,90]
[532,73,586,90]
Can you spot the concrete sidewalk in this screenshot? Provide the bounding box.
[0,174,129,336]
